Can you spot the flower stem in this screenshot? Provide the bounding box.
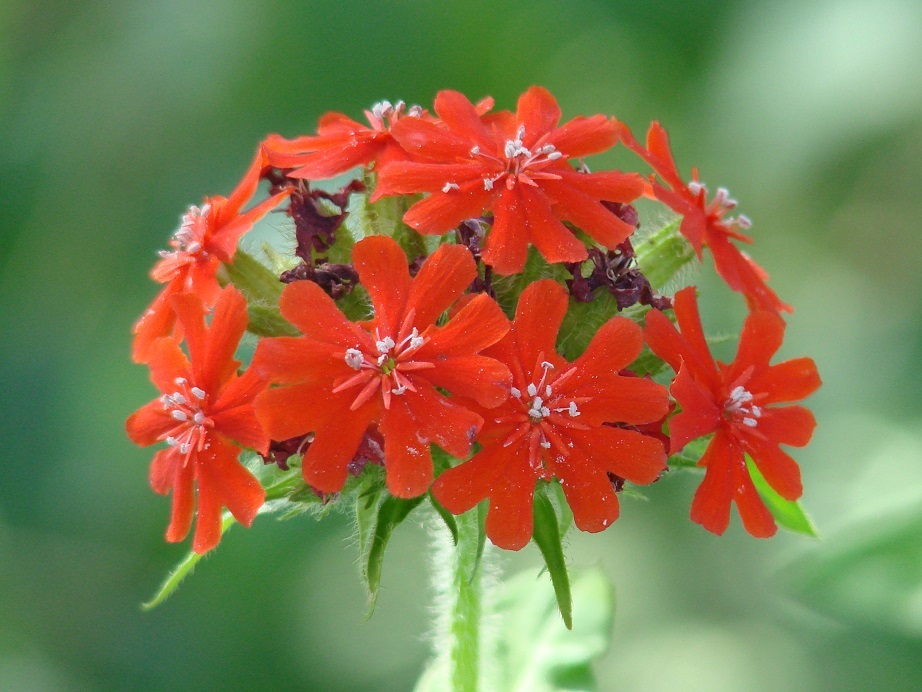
[450,509,483,691]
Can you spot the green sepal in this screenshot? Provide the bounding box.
[364,493,426,618]
[633,218,696,292]
[223,249,297,337]
[747,457,819,537]
[344,186,429,259]
[492,246,570,319]
[532,487,573,630]
[430,495,459,546]
[142,513,236,611]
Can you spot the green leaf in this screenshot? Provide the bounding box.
[343,187,428,259]
[142,513,235,610]
[365,493,425,617]
[632,218,696,292]
[532,490,573,629]
[495,568,615,691]
[787,508,922,637]
[223,249,298,337]
[430,494,459,546]
[747,457,819,537]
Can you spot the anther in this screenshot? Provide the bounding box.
[442,182,460,193]
[171,411,188,422]
[345,348,365,370]
[376,336,396,353]
[191,387,206,400]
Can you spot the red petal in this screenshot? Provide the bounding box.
[568,426,666,486]
[690,431,737,535]
[399,380,482,460]
[255,383,352,442]
[727,309,786,382]
[193,435,265,553]
[744,435,803,501]
[671,287,719,388]
[303,402,377,493]
[424,355,512,408]
[574,375,671,428]
[403,180,495,235]
[162,454,195,544]
[483,452,538,550]
[150,448,176,495]
[751,405,816,448]
[550,444,621,534]
[389,117,479,161]
[126,400,176,447]
[666,364,721,453]
[543,179,635,249]
[643,308,685,374]
[432,442,511,514]
[145,337,192,395]
[406,243,477,328]
[251,336,343,385]
[573,316,644,375]
[516,86,562,146]
[375,161,485,196]
[433,90,492,149]
[481,185,530,274]
[733,467,777,538]
[132,284,180,363]
[278,280,372,349]
[644,122,685,190]
[555,169,643,203]
[415,293,510,359]
[519,184,588,265]
[379,397,435,498]
[353,235,411,337]
[749,357,821,405]
[510,280,569,374]
[210,404,269,455]
[545,115,617,158]
[221,147,265,219]
[288,140,384,180]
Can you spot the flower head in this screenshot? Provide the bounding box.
[375,87,643,274]
[126,286,269,553]
[132,149,291,362]
[253,235,512,498]
[432,280,669,550]
[619,122,791,313]
[644,286,821,537]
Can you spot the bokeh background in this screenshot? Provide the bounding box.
[2,0,922,689]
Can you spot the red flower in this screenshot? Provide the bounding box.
[432,280,669,550]
[644,286,821,537]
[132,148,290,362]
[618,122,792,314]
[126,286,269,554]
[252,235,511,498]
[375,87,643,275]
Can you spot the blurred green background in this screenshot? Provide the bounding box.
[2,0,922,689]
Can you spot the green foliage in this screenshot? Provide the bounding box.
[142,513,236,611]
[532,488,573,630]
[787,508,922,637]
[224,249,297,337]
[492,246,570,318]
[363,492,426,617]
[633,218,695,292]
[493,568,615,691]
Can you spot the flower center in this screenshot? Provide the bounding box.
[689,179,752,233]
[333,312,434,411]
[724,385,762,429]
[159,377,214,463]
[366,99,422,132]
[468,125,564,192]
[502,358,589,472]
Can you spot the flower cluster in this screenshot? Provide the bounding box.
[129,86,819,556]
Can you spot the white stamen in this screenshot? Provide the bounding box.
[742,417,758,427]
[737,214,752,230]
[179,443,191,454]
[442,182,460,193]
[175,377,187,385]
[191,387,206,400]
[392,384,407,395]
[540,405,551,417]
[510,387,521,398]
[377,354,388,366]
[171,410,188,421]
[409,335,425,350]
[688,181,706,196]
[407,105,423,117]
[376,336,396,353]
[546,151,562,160]
[541,361,555,371]
[193,412,205,425]
[526,383,538,397]
[751,405,762,418]
[166,436,178,446]
[539,439,552,449]
[470,146,481,155]
[345,348,365,370]
[568,401,580,417]
[545,385,552,397]
[483,177,495,191]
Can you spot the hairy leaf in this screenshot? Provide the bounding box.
[532,491,573,629]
